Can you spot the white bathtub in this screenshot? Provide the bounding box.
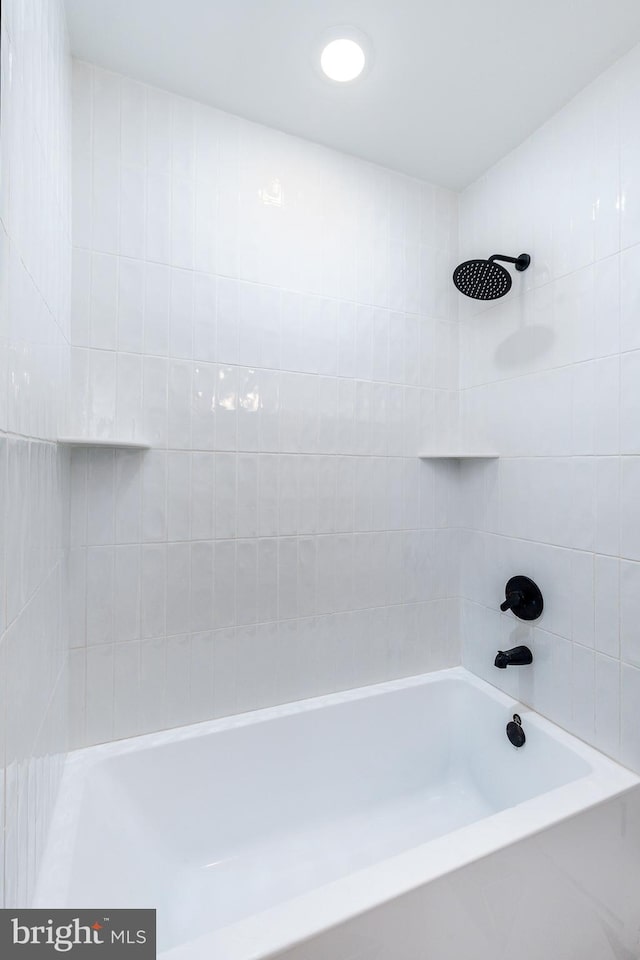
[35,667,640,960]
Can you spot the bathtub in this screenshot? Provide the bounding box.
[35,667,640,960]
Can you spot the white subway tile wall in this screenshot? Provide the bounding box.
[0,0,72,906]
[7,11,640,909]
[68,62,461,747]
[458,42,640,769]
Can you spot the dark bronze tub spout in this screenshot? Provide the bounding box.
[494,646,533,669]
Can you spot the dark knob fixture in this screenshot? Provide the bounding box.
[506,713,526,748]
[494,645,533,669]
[500,575,543,621]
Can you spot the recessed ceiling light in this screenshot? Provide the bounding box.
[320,38,366,82]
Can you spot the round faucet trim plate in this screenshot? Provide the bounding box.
[500,575,543,621]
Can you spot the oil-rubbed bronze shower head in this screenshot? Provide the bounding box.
[453,253,530,300]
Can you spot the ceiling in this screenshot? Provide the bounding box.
[64,0,640,190]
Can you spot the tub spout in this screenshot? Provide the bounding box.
[494,645,533,669]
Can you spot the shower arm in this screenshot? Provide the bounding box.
[488,254,519,264]
[488,253,531,272]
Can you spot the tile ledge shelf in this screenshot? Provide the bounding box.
[418,452,499,460]
[57,437,151,450]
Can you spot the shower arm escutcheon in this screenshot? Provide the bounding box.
[488,253,531,272]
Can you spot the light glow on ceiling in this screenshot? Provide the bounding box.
[320,38,366,82]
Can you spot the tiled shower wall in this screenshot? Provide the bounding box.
[68,62,460,747]
[457,41,640,771]
[0,0,71,905]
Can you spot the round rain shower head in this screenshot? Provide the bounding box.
[453,259,511,300]
[453,253,531,301]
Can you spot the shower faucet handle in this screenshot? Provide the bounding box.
[500,590,524,613]
[499,576,543,621]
